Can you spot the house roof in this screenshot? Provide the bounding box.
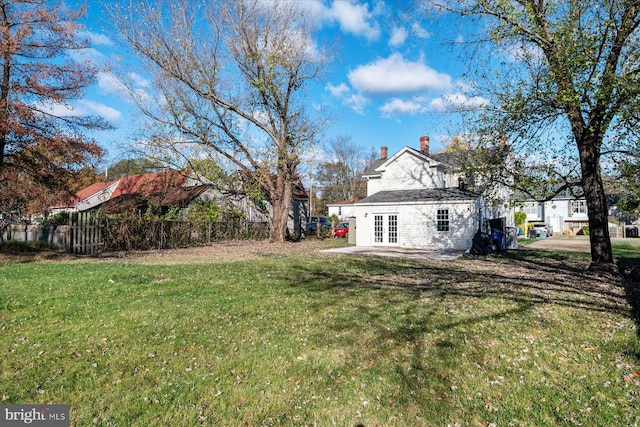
[357,187,479,205]
[363,146,451,178]
[75,180,118,202]
[362,158,388,177]
[327,197,361,206]
[50,180,117,208]
[110,169,188,199]
[356,187,479,204]
[93,185,212,215]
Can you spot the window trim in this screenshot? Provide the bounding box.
[437,209,450,232]
[570,200,587,215]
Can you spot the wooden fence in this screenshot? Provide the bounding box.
[68,212,103,255]
[1,214,270,255]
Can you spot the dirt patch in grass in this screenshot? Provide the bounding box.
[103,239,332,264]
[0,239,336,265]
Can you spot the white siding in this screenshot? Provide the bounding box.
[327,204,357,220]
[355,201,478,250]
[377,152,445,191]
[367,178,383,196]
[75,181,119,212]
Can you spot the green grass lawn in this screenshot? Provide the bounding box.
[1,241,639,426]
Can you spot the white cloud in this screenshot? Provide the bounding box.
[98,72,127,95]
[98,72,152,104]
[77,30,114,46]
[348,53,452,96]
[303,0,381,40]
[127,72,152,89]
[428,93,489,112]
[345,93,369,115]
[36,102,78,117]
[326,82,350,97]
[78,100,122,121]
[68,47,108,64]
[380,97,427,117]
[389,27,408,47]
[329,1,381,40]
[34,99,121,121]
[411,23,430,39]
[326,81,369,114]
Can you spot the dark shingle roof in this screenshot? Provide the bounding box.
[357,187,479,204]
[362,158,387,176]
[93,185,212,214]
[362,147,468,178]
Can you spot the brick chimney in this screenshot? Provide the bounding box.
[420,136,430,155]
[381,146,388,159]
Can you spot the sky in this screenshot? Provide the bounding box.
[69,0,487,166]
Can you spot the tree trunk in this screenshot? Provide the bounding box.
[267,172,293,243]
[578,136,613,266]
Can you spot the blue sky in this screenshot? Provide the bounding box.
[69,0,487,165]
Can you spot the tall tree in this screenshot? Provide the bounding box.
[315,135,368,211]
[0,0,108,221]
[107,157,164,179]
[110,0,329,243]
[426,0,640,267]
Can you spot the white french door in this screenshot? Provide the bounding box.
[373,214,398,245]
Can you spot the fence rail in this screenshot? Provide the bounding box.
[69,212,103,255]
[1,215,269,255]
[101,217,268,252]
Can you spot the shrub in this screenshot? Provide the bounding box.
[0,240,52,253]
[514,211,527,228]
[581,225,590,235]
[41,212,69,226]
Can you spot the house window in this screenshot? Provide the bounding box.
[437,209,449,232]
[374,215,383,243]
[388,215,398,243]
[523,203,539,216]
[570,200,587,215]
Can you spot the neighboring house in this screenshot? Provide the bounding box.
[519,187,589,235]
[49,169,201,215]
[51,168,309,237]
[221,170,309,237]
[92,184,214,216]
[327,198,360,221]
[49,180,119,215]
[353,136,514,251]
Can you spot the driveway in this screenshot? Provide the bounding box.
[323,237,635,260]
[522,236,634,252]
[523,236,592,252]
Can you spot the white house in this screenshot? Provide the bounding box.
[327,198,360,222]
[353,136,514,250]
[519,187,589,235]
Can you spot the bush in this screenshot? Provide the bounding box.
[41,212,69,226]
[514,211,527,228]
[581,225,590,235]
[0,240,52,253]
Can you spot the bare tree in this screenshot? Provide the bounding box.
[425,0,640,267]
[109,0,330,242]
[315,135,367,210]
